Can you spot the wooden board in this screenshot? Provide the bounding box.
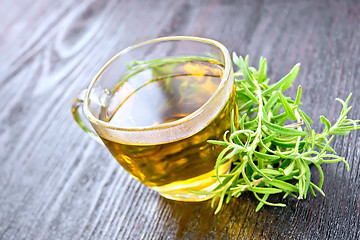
[1,0,360,239]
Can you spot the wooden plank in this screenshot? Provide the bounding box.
[0,0,360,239]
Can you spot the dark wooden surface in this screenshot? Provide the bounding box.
[1,0,360,239]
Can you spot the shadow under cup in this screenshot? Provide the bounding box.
[73,36,237,202]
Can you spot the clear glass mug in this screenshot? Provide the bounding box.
[72,36,237,202]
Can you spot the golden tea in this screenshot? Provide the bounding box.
[98,59,237,201]
[72,37,236,201]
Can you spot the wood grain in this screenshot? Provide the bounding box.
[1,0,360,239]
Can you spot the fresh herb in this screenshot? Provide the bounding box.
[207,54,360,213]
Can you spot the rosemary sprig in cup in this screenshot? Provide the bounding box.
[205,54,360,213]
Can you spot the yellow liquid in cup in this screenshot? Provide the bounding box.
[99,59,236,201]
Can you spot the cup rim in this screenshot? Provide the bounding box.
[83,36,232,132]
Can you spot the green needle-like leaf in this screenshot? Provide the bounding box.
[258,58,267,83]
[279,92,297,120]
[295,85,302,106]
[263,119,306,136]
[264,91,280,112]
[280,63,300,91]
[237,55,257,89]
[265,179,298,192]
[250,187,283,194]
[262,63,300,95]
[320,116,331,132]
[254,151,281,160]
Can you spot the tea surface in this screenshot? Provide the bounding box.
[105,60,223,127]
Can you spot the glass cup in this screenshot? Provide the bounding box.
[72,36,237,202]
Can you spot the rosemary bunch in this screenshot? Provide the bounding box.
[207,54,360,213]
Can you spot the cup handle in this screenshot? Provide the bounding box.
[71,89,104,145]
